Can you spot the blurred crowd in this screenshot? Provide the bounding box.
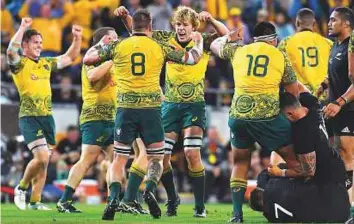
[2,0,354,105]
[2,0,354,203]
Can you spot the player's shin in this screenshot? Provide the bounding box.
[30,168,47,205]
[145,157,164,193]
[161,138,178,201]
[20,145,50,190]
[109,153,129,201]
[61,145,101,202]
[230,149,251,220]
[184,136,205,210]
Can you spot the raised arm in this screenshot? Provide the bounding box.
[163,32,203,65]
[55,25,82,69]
[114,6,132,35]
[210,30,242,60]
[86,61,114,82]
[83,37,118,65]
[199,11,229,36]
[6,18,32,66]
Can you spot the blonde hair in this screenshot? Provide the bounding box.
[172,6,200,29]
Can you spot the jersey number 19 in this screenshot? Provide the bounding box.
[298,47,318,67]
[131,53,146,76]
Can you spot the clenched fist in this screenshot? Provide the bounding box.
[114,6,129,18]
[72,25,83,39]
[199,11,213,22]
[21,17,32,29]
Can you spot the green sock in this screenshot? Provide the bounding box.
[350,206,354,216]
[29,202,36,206]
[189,168,205,209]
[145,180,157,193]
[60,185,75,203]
[230,178,247,217]
[123,164,145,202]
[161,167,177,201]
[109,182,122,201]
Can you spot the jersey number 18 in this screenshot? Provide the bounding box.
[246,55,270,77]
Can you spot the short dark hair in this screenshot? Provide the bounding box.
[67,125,78,132]
[253,21,276,37]
[334,7,354,29]
[297,8,315,26]
[132,9,152,32]
[92,27,115,45]
[22,29,42,45]
[249,189,264,212]
[279,92,301,110]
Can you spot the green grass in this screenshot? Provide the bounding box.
[1,203,266,223]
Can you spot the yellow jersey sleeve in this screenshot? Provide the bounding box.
[220,42,241,60]
[202,32,218,53]
[43,57,59,72]
[349,30,354,53]
[280,51,297,85]
[97,40,121,62]
[277,36,290,52]
[152,30,175,43]
[9,56,26,74]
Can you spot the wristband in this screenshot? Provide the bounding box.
[340,96,348,104]
[320,82,329,90]
[282,169,287,177]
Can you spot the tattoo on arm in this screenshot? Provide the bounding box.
[146,159,163,184]
[295,152,316,177]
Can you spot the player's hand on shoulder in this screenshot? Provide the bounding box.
[114,6,129,18]
[20,17,32,29]
[72,25,83,39]
[323,103,341,119]
[199,11,213,22]
[268,165,282,177]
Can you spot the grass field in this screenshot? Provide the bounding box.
[1,203,266,224]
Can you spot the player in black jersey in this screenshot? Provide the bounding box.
[249,92,349,223]
[316,7,354,223]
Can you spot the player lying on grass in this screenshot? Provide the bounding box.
[56,27,146,215]
[83,9,204,220]
[114,5,229,217]
[210,21,300,223]
[249,92,349,223]
[7,17,82,211]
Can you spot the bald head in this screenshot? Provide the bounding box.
[296,8,315,31]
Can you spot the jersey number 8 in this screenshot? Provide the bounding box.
[246,55,270,77]
[298,47,318,67]
[131,53,146,76]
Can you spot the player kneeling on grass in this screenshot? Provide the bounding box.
[249,92,350,223]
[7,18,82,211]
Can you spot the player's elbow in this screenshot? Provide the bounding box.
[83,56,95,66]
[87,71,97,82]
[210,40,221,57]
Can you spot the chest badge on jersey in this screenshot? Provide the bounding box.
[43,64,50,71]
